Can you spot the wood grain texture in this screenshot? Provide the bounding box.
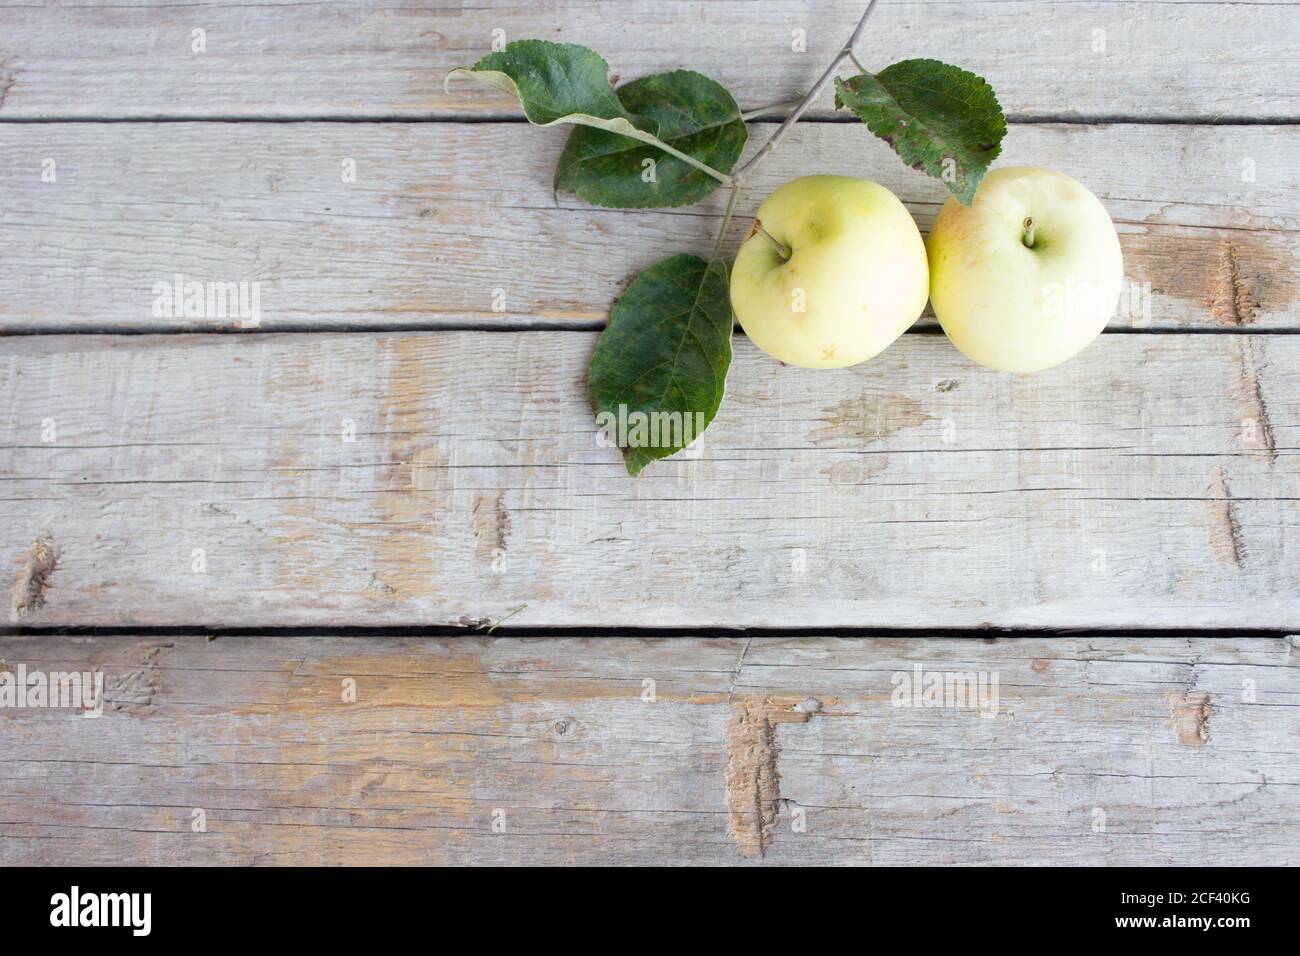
[3,331,1296,629]
[0,633,1295,865]
[1,122,1295,332]
[1,1,1296,121]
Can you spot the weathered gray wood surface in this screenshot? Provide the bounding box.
[1,122,1294,332]
[2,0,1298,867]
[3,331,1296,629]
[1,1,1296,121]
[1,634,1296,865]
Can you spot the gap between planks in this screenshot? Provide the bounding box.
[2,626,1297,639]
[4,116,1300,126]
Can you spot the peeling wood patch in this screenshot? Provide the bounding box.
[1204,468,1245,568]
[724,698,782,858]
[820,456,888,485]
[366,572,398,597]
[471,491,511,563]
[109,642,172,714]
[110,667,161,714]
[1231,337,1277,463]
[0,59,15,111]
[812,392,930,447]
[10,532,58,622]
[1137,229,1295,331]
[1206,240,1257,326]
[724,695,819,858]
[1167,691,1213,747]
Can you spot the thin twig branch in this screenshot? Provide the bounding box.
[730,0,881,182]
[740,96,807,121]
[712,0,882,258]
[710,182,743,260]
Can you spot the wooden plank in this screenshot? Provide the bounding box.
[0,633,1295,865]
[1,122,1295,333]
[1,2,1296,121]
[2,331,1296,629]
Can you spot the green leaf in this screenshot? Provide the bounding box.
[445,40,637,127]
[835,58,1006,205]
[589,255,732,476]
[445,41,734,192]
[556,70,747,208]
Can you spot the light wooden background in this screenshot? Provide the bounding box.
[1,1,1297,865]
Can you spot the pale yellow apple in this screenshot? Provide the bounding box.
[730,175,929,369]
[927,166,1123,373]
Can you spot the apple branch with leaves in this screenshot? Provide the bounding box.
[446,0,1006,475]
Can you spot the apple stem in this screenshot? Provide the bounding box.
[1022,216,1036,248]
[751,221,792,261]
[709,0,883,262]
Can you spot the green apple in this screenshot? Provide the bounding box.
[730,175,929,369]
[927,166,1123,373]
